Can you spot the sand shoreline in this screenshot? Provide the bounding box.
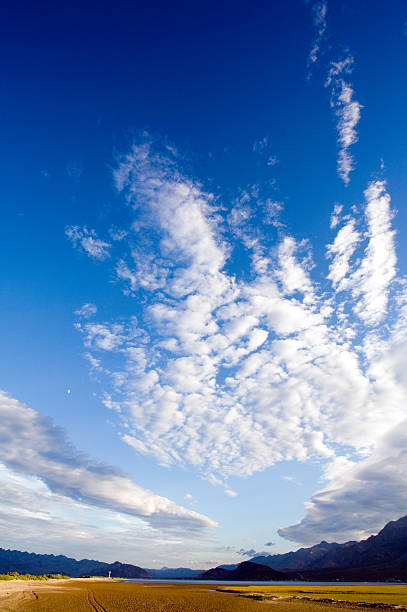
[0,578,114,611]
[0,577,113,592]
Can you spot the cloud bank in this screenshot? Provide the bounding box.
[279,418,407,544]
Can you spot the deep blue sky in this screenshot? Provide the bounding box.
[1,0,407,567]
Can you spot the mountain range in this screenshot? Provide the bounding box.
[199,514,407,581]
[0,548,150,578]
[1,514,407,581]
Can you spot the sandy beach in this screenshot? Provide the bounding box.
[0,579,389,611]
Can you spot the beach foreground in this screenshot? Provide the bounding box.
[0,579,405,611]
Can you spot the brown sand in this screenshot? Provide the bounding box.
[0,579,385,611]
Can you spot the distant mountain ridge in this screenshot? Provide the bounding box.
[251,540,357,570]
[0,548,150,578]
[251,515,407,572]
[147,567,203,578]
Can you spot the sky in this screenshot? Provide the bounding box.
[1,0,407,569]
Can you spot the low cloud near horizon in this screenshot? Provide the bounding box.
[0,390,217,532]
[279,416,407,544]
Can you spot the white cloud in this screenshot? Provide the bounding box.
[109,227,128,241]
[75,303,98,319]
[66,226,111,260]
[277,237,314,296]
[265,199,284,228]
[327,217,360,290]
[253,136,269,153]
[76,320,140,352]
[68,142,407,546]
[113,143,226,299]
[330,203,343,229]
[308,1,328,68]
[350,181,397,325]
[326,56,362,185]
[0,390,216,532]
[116,254,168,293]
[326,56,354,83]
[252,137,278,168]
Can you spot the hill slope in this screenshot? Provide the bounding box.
[197,560,287,581]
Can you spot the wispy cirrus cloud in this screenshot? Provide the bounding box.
[0,390,216,532]
[307,1,328,70]
[326,56,362,185]
[66,226,112,260]
[68,142,406,544]
[75,303,98,319]
[329,203,343,229]
[252,136,279,167]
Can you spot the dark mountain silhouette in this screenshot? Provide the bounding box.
[195,566,231,580]
[0,548,150,578]
[251,540,356,570]
[251,514,407,575]
[101,561,151,578]
[196,560,286,581]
